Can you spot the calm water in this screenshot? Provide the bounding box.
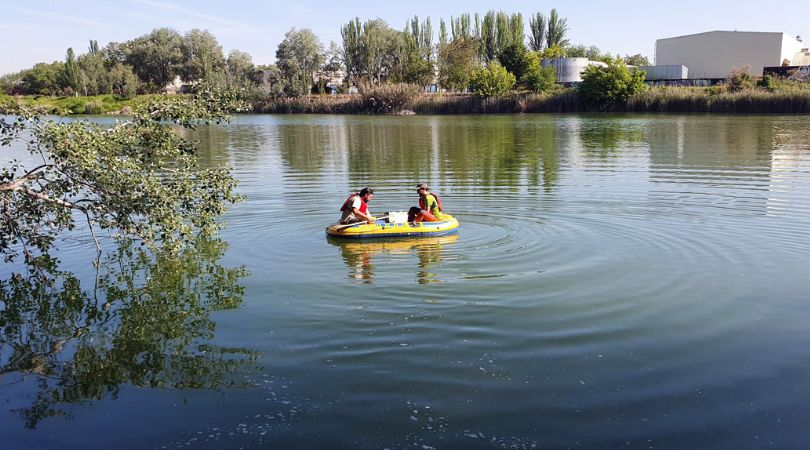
[2,114,810,449]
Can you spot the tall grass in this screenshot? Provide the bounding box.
[4,94,160,115]
[7,83,810,116]
[626,86,810,113]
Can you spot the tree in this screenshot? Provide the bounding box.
[528,13,546,51]
[498,42,532,81]
[451,13,472,41]
[520,53,556,93]
[226,49,260,88]
[0,71,25,95]
[471,61,515,97]
[359,19,400,87]
[0,87,246,272]
[340,17,363,87]
[179,29,227,83]
[258,64,285,97]
[546,9,569,49]
[78,41,108,95]
[495,11,512,53]
[541,45,566,60]
[579,58,647,107]
[316,42,344,93]
[20,62,63,95]
[124,28,184,91]
[508,13,525,49]
[106,63,140,98]
[480,11,497,62]
[623,54,651,67]
[62,48,83,95]
[439,37,480,91]
[276,28,324,96]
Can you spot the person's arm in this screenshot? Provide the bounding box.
[352,206,374,222]
[351,197,374,222]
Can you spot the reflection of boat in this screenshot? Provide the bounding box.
[328,235,459,284]
[327,234,459,253]
[325,216,460,239]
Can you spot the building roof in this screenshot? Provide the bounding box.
[657,30,793,41]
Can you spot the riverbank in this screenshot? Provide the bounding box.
[5,85,810,115]
[0,93,161,115]
[253,86,810,114]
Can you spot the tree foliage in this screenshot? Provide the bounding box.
[498,42,532,81]
[528,13,547,52]
[579,58,647,107]
[439,37,480,91]
[546,9,569,49]
[178,29,227,83]
[123,28,185,91]
[471,61,516,97]
[520,53,557,93]
[0,87,246,272]
[276,28,324,96]
[623,53,651,67]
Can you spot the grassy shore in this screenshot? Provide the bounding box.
[0,93,161,115]
[5,83,810,115]
[253,84,810,115]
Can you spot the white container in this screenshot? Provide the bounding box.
[387,211,408,223]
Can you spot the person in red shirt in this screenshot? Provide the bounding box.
[339,187,376,224]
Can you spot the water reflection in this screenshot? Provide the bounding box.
[328,235,459,284]
[0,238,257,429]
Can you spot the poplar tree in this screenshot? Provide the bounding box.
[481,11,497,62]
[529,13,547,51]
[546,9,569,49]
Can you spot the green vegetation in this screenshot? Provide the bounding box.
[4,7,810,115]
[579,58,647,107]
[471,62,516,97]
[1,93,159,114]
[1,87,246,274]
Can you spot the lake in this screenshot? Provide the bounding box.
[2,114,810,449]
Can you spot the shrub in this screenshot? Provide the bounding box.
[359,84,421,114]
[579,58,646,108]
[470,62,516,98]
[84,99,104,114]
[727,66,755,92]
[757,74,776,91]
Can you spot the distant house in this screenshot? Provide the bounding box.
[655,31,804,79]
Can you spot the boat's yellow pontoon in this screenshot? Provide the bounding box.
[326,215,459,239]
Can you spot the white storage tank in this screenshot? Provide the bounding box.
[541,57,607,83]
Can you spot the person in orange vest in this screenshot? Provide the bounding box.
[340,187,376,224]
[408,183,448,222]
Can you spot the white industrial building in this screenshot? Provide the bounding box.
[655,31,804,79]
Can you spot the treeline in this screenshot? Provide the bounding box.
[2,9,653,99]
[1,29,261,97]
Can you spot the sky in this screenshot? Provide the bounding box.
[1,0,809,75]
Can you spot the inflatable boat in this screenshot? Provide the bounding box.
[325,215,459,239]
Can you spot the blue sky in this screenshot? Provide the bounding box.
[1,0,808,75]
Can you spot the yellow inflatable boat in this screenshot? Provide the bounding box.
[326,215,460,239]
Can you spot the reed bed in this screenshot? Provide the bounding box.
[625,86,810,113]
[10,84,808,116]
